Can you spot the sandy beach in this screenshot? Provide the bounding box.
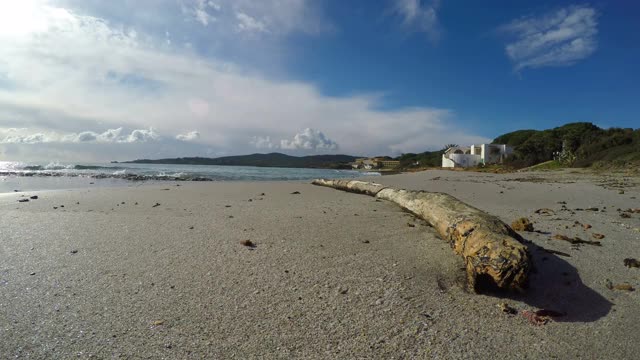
[1,169,639,359]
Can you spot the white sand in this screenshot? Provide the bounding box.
[1,169,638,359]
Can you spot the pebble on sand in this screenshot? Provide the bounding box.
[511,217,534,232]
[240,239,255,247]
[623,258,640,268]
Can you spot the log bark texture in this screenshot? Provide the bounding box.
[312,179,530,292]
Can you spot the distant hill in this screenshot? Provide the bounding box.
[493,122,640,168]
[125,153,358,169]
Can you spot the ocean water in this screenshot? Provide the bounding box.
[0,161,379,193]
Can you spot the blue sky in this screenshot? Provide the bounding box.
[0,0,638,161]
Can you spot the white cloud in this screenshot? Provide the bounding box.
[0,1,488,162]
[125,128,160,143]
[176,130,201,141]
[74,131,98,142]
[501,5,598,71]
[393,0,441,42]
[180,0,329,35]
[0,127,162,144]
[280,128,338,151]
[1,133,49,144]
[236,12,267,33]
[250,135,275,149]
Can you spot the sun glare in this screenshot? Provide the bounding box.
[0,0,50,38]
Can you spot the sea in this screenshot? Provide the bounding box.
[0,161,379,193]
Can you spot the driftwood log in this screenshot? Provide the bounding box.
[312,179,530,292]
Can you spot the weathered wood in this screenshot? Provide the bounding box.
[312,179,531,292]
[311,179,388,196]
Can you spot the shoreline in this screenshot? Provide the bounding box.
[1,170,638,358]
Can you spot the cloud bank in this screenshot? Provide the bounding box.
[501,5,598,71]
[0,0,488,162]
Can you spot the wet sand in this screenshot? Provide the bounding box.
[1,169,639,359]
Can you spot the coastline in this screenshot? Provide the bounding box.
[1,170,638,358]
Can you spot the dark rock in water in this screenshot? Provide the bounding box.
[30,195,38,200]
[17,199,29,203]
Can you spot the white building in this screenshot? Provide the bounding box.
[442,144,513,168]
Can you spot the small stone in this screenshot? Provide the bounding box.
[30,272,36,276]
[407,223,415,227]
[375,298,384,306]
[30,195,38,200]
[240,239,255,247]
[70,250,78,254]
[338,287,348,295]
[291,191,301,195]
[613,284,635,292]
[621,213,631,219]
[618,190,625,194]
[152,203,161,207]
[511,217,534,232]
[623,258,640,268]
[582,223,592,230]
[361,240,370,244]
[592,233,605,240]
[498,302,518,315]
[17,199,29,203]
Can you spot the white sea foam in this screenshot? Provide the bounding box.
[44,162,73,170]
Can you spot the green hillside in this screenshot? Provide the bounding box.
[493,122,640,168]
[126,153,357,169]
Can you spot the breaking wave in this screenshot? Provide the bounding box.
[0,161,372,182]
